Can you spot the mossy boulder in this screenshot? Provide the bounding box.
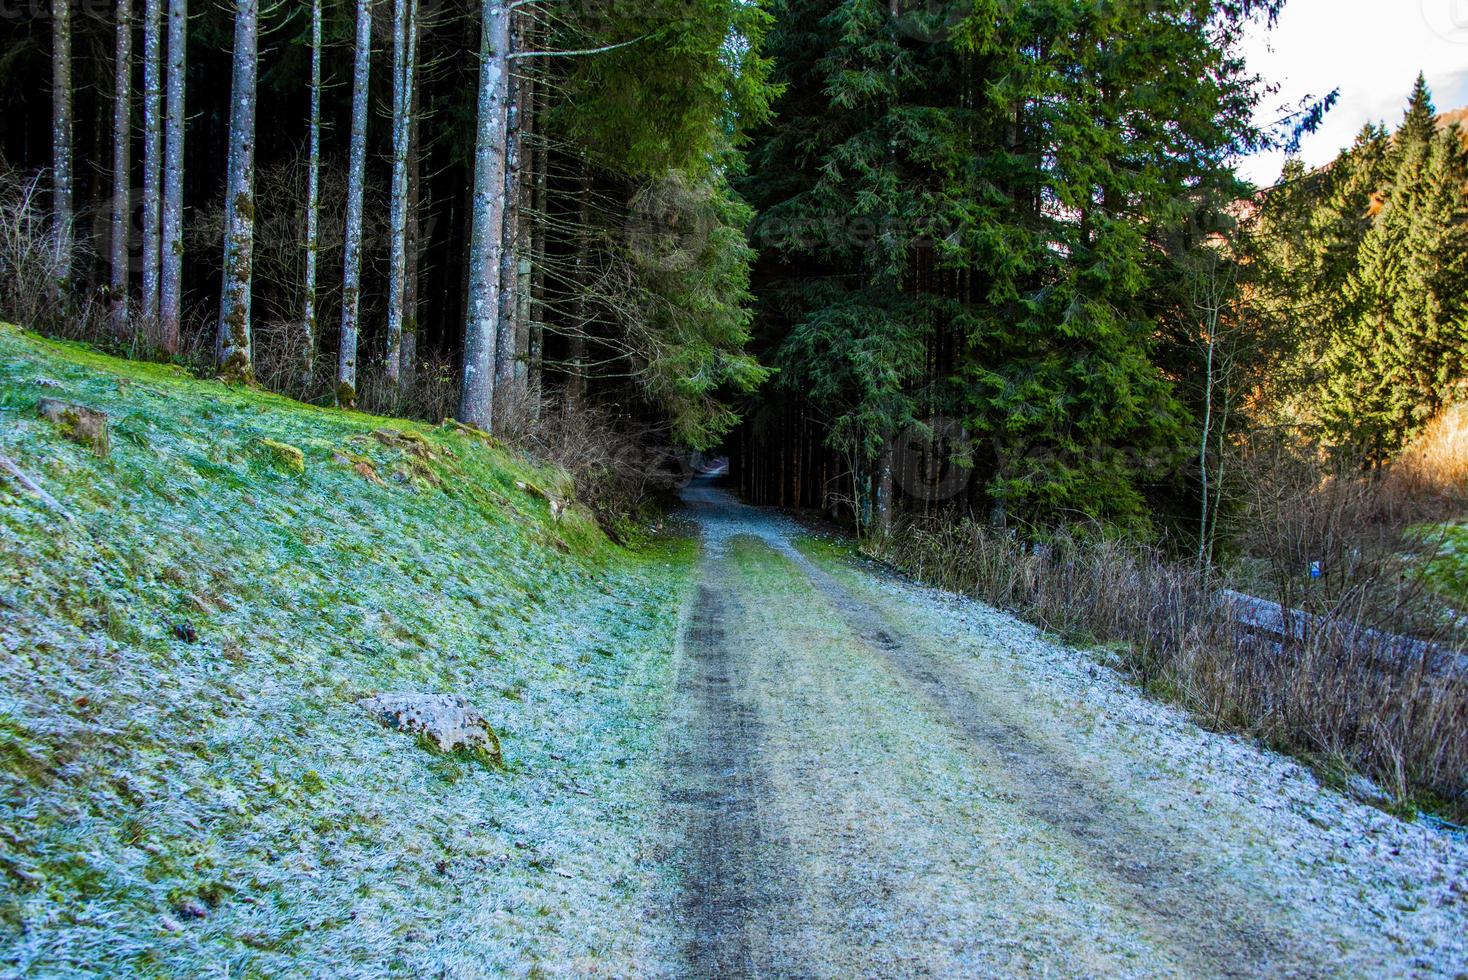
[370,428,434,459]
[330,450,385,486]
[253,437,305,474]
[37,399,111,456]
[441,419,498,446]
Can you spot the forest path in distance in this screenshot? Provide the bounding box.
[649,477,1468,978]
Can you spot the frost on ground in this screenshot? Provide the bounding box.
[657,478,1468,977]
[6,319,1466,977]
[0,324,695,977]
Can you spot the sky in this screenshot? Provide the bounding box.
[1236,0,1468,186]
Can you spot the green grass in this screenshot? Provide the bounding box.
[1419,523,1468,606]
[0,324,696,975]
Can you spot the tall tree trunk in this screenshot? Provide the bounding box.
[216,0,259,382]
[402,43,422,391]
[337,0,372,406]
[493,24,522,426]
[565,160,590,414]
[159,0,186,354]
[384,0,418,387]
[109,0,132,334]
[301,0,322,387]
[51,0,73,294]
[528,39,546,420]
[141,0,162,326]
[458,0,511,430]
[875,439,893,536]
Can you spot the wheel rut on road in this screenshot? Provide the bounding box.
[661,563,808,978]
[791,550,1296,978]
[653,477,1464,977]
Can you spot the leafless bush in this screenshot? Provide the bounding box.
[190,154,366,330]
[517,401,685,538]
[1230,433,1458,637]
[249,317,318,399]
[355,351,460,422]
[866,510,1468,818]
[0,167,104,339]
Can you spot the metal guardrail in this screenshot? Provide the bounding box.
[1221,589,1468,678]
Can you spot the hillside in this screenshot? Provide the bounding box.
[1438,105,1468,141]
[0,324,695,974]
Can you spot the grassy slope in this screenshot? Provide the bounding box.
[0,324,695,975]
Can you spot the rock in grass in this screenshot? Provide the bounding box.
[173,897,208,919]
[253,437,305,474]
[358,693,502,764]
[37,398,109,456]
[440,418,498,445]
[370,427,435,459]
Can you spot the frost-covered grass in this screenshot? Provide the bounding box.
[0,323,695,975]
[787,533,1468,974]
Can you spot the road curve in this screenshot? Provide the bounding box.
[653,477,1468,978]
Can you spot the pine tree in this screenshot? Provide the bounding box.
[1316,76,1468,459]
[337,0,373,407]
[159,0,187,354]
[384,0,418,387]
[459,0,511,430]
[141,0,163,325]
[51,0,73,293]
[109,0,132,334]
[301,0,322,385]
[742,0,1267,529]
[217,0,260,381]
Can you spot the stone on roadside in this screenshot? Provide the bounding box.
[358,693,502,764]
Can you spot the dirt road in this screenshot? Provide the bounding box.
[654,478,1468,977]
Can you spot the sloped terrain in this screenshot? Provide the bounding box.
[0,324,695,975]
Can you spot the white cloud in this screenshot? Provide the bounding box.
[1235,0,1468,186]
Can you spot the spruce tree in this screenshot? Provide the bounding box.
[1317,76,1468,459]
[743,0,1269,530]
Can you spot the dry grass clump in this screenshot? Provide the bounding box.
[866,491,1468,819]
[1386,402,1468,505]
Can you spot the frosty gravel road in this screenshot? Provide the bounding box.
[653,477,1468,978]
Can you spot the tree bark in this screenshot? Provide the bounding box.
[458,0,511,430]
[141,0,162,326]
[337,0,372,406]
[493,20,523,425]
[300,0,321,387]
[216,0,259,382]
[159,0,186,354]
[109,0,132,334]
[513,32,534,391]
[402,34,422,392]
[52,0,73,294]
[876,438,894,536]
[384,0,417,387]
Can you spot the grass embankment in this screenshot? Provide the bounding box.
[0,324,695,975]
